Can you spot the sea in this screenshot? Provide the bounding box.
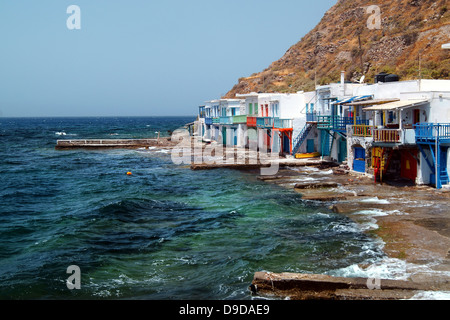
[0,116,393,299]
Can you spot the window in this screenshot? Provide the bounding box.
[249,103,253,115]
[273,103,279,117]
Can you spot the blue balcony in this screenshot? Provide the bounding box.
[205,117,213,126]
[306,112,319,122]
[415,123,450,143]
[317,116,365,132]
[257,117,275,128]
[274,118,293,129]
[219,116,233,125]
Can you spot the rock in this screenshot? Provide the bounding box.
[294,182,339,189]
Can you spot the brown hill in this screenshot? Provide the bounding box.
[224,0,450,98]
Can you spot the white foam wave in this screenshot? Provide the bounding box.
[359,197,390,204]
[356,209,389,216]
[55,132,77,136]
[409,291,450,300]
[333,258,410,280]
[315,169,333,175]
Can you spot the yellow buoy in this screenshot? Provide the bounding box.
[126,171,132,175]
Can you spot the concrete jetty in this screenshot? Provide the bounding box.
[55,138,175,150]
[250,271,435,300]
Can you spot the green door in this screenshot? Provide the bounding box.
[222,127,227,145]
[338,138,347,162]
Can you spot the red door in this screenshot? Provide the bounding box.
[400,150,417,181]
[413,109,420,124]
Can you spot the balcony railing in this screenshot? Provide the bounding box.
[373,129,401,143]
[274,118,293,129]
[232,115,247,124]
[212,117,220,124]
[306,112,319,122]
[247,117,257,127]
[219,116,233,125]
[317,116,332,129]
[333,116,354,131]
[257,117,275,128]
[317,115,368,131]
[205,117,213,126]
[414,123,450,142]
[352,125,373,137]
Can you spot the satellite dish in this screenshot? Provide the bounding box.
[359,75,365,84]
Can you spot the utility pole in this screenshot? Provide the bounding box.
[358,31,364,72]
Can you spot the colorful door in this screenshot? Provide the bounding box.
[353,147,366,173]
[400,150,417,181]
[306,139,315,153]
[338,138,347,163]
[222,127,227,145]
[413,109,420,125]
[320,130,330,156]
[283,134,291,153]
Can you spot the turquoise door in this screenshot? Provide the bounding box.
[306,139,315,153]
[233,128,237,145]
[222,127,227,145]
[320,130,330,156]
[338,138,347,162]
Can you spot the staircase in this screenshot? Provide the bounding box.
[292,123,312,155]
[440,169,449,185]
[441,148,449,185]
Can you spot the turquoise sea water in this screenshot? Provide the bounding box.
[0,117,384,299]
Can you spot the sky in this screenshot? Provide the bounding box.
[0,0,337,117]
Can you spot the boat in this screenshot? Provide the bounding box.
[294,152,321,159]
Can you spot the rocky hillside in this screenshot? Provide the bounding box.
[224,0,450,98]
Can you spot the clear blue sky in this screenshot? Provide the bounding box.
[0,0,336,117]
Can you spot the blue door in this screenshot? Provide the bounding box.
[283,134,291,153]
[233,128,237,146]
[353,147,366,173]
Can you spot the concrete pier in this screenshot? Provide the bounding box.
[250,271,434,300]
[55,138,175,150]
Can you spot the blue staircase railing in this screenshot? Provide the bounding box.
[292,123,312,155]
[415,123,450,189]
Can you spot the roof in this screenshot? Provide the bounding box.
[332,95,373,105]
[345,98,400,106]
[362,99,429,111]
